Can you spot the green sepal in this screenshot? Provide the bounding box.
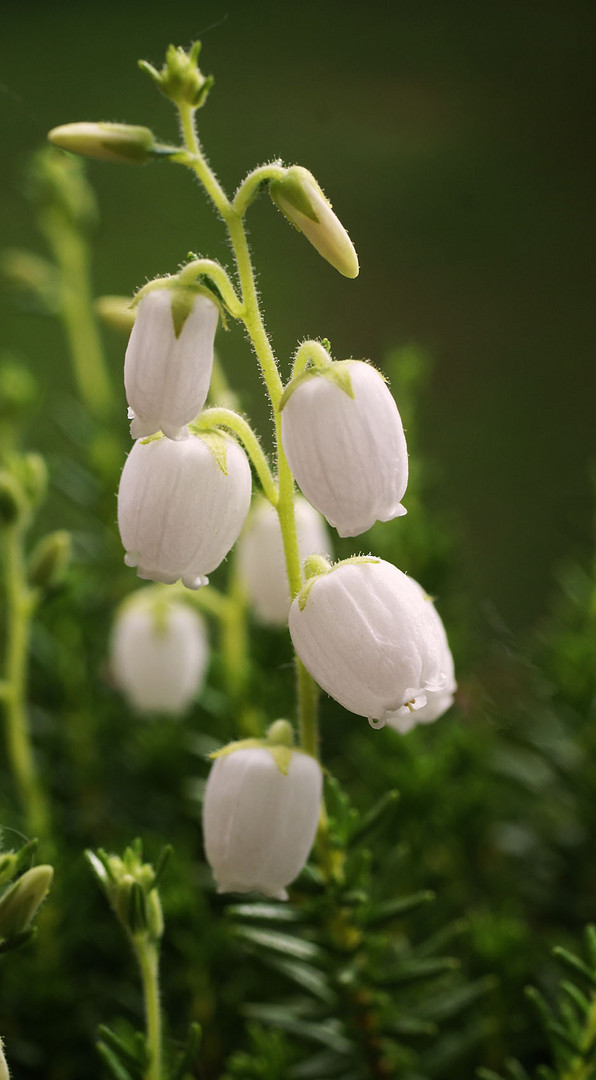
[270,167,321,224]
[280,359,355,412]
[297,555,380,612]
[169,285,198,339]
[195,431,228,475]
[210,720,298,776]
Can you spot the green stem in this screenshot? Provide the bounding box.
[39,208,112,419]
[1,525,51,845]
[195,407,278,506]
[291,338,333,379]
[232,162,286,217]
[135,939,163,1080]
[176,103,321,760]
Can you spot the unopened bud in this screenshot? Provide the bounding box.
[0,361,38,419]
[270,166,359,278]
[28,530,71,590]
[48,123,156,165]
[0,473,26,524]
[19,454,48,506]
[139,42,213,109]
[0,865,53,940]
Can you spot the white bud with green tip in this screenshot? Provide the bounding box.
[269,166,359,278]
[281,359,408,537]
[289,559,451,725]
[0,865,53,941]
[203,720,322,899]
[237,495,332,625]
[125,286,218,441]
[117,431,251,588]
[110,592,209,715]
[48,122,156,165]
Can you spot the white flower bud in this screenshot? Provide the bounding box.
[124,288,218,440]
[118,432,251,588]
[385,580,456,733]
[281,361,408,537]
[269,166,359,278]
[289,559,451,725]
[0,1038,9,1080]
[203,740,322,899]
[110,594,209,715]
[237,495,332,625]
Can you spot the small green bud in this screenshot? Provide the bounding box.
[48,122,156,165]
[0,472,26,524]
[139,41,213,108]
[28,530,71,590]
[94,295,136,334]
[19,453,48,506]
[0,1037,9,1080]
[0,865,53,941]
[87,843,166,944]
[270,166,359,279]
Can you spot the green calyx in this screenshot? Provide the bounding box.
[279,359,355,412]
[297,555,380,612]
[139,42,214,109]
[269,166,322,224]
[189,429,229,475]
[86,840,169,943]
[210,719,297,775]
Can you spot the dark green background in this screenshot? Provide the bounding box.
[1,0,595,630]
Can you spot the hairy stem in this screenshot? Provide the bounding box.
[177,103,321,760]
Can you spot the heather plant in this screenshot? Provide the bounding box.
[0,37,594,1080]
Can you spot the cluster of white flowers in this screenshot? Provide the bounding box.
[111,263,455,902]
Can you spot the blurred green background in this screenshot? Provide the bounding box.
[1,0,595,631]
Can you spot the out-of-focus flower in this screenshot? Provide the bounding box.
[281,360,408,537]
[110,593,209,715]
[203,721,322,899]
[118,432,251,588]
[237,495,332,625]
[124,287,218,440]
[289,558,451,725]
[269,165,359,278]
[0,865,53,941]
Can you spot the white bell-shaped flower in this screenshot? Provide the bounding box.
[385,580,456,734]
[281,360,408,537]
[118,431,252,588]
[237,495,332,625]
[124,287,218,440]
[288,558,451,725]
[110,593,209,715]
[203,723,322,899]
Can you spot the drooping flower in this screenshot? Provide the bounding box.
[203,721,322,899]
[269,165,359,278]
[124,287,218,440]
[237,495,332,625]
[110,593,209,715]
[288,558,451,725]
[385,579,456,733]
[281,360,408,537]
[118,431,251,588]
